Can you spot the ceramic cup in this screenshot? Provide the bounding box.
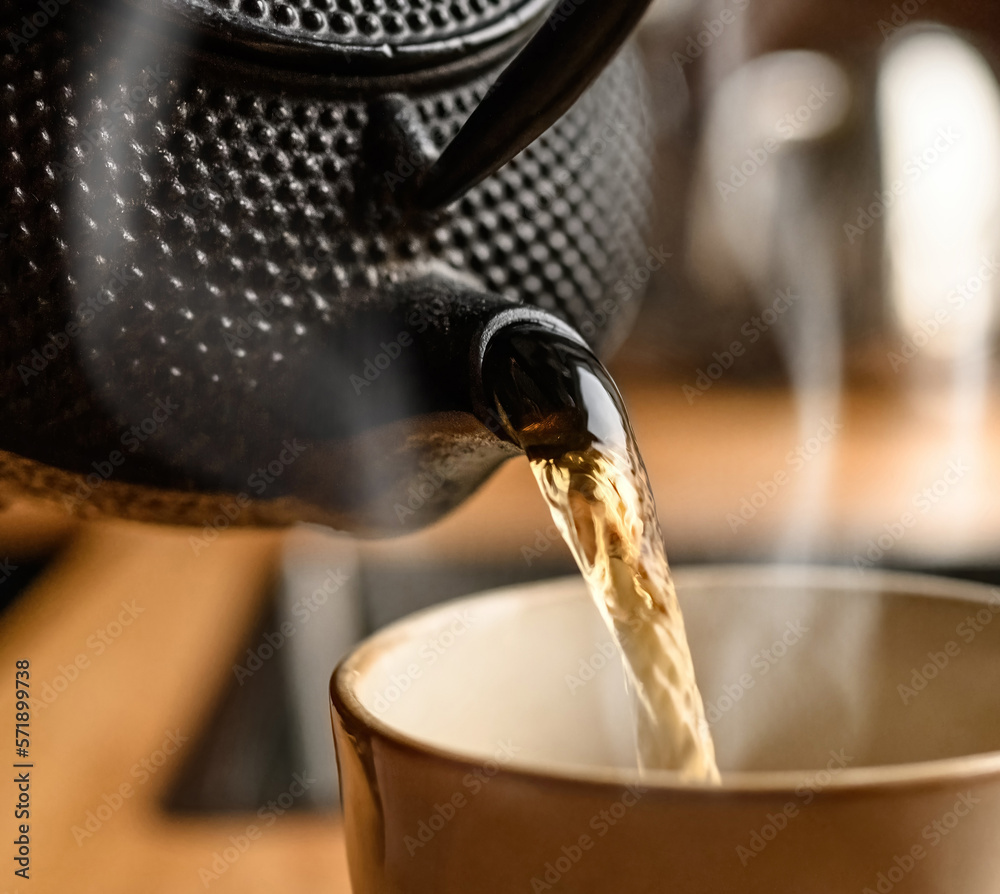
[330,566,1000,893]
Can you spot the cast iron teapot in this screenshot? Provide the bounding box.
[0,0,656,533]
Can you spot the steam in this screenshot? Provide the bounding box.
[879,28,1000,552]
[679,26,1000,765]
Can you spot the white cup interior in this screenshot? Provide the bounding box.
[345,567,1000,777]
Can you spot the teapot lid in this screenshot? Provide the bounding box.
[121,0,556,75]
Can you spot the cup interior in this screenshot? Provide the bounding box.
[340,567,1000,779]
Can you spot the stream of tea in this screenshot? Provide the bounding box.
[530,440,720,782]
[485,327,720,782]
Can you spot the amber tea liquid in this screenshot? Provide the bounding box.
[484,327,719,782]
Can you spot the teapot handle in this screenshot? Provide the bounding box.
[413,0,656,211]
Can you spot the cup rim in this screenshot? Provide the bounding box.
[331,565,1000,794]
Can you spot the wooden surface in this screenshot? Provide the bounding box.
[0,520,352,894]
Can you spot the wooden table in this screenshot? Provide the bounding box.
[0,513,352,894]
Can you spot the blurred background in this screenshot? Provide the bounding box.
[4,0,1000,890]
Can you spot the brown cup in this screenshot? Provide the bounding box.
[330,567,1000,893]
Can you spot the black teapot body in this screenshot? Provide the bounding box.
[0,0,655,533]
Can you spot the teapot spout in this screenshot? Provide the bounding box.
[284,275,592,534]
